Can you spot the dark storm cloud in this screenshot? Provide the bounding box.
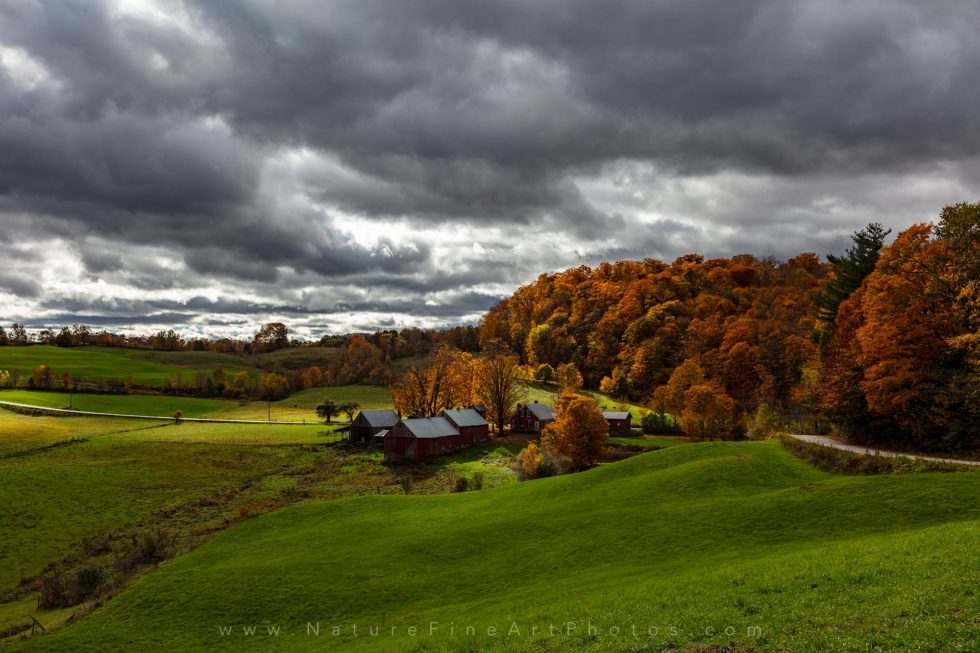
[33,312,197,327]
[1,0,978,334]
[191,0,980,175]
[0,272,42,298]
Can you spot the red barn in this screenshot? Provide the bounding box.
[510,401,556,433]
[441,408,489,446]
[603,411,633,433]
[384,416,462,462]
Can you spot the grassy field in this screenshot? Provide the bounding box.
[0,432,312,591]
[8,440,978,652]
[0,405,518,641]
[608,434,690,449]
[213,385,393,421]
[0,385,393,423]
[0,390,235,418]
[0,346,259,387]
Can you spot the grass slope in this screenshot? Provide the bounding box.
[14,441,979,652]
[214,386,393,421]
[0,390,234,418]
[0,346,258,387]
[0,433,311,591]
[0,407,518,630]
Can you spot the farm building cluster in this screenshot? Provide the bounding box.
[349,407,490,462]
[509,402,633,433]
[349,400,633,463]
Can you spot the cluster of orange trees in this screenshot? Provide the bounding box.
[817,204,979,449]
[480,202,979,452]
[391,343,523,432]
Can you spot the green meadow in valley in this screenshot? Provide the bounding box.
[8,440,978,652]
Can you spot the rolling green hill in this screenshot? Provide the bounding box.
[13,441,979,652]
[0,346,259,387]
[0,390,235,417]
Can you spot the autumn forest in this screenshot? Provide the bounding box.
[479,202,979,452]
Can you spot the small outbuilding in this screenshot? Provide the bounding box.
[510,401,556,433]
[603,411,633,433]
[384,416,462,462]
[441,408,490,446]
[349,409,400,443]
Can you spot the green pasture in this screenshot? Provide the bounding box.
[214,385,393,421]
[0,390,234,418]
[10,440,978,652]
[0,346,258,387]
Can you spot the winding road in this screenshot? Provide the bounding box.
[785,433,980,467]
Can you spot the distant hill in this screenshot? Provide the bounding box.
[480,254,825,408]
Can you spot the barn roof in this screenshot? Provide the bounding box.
[442,408,488,428]
[603,411,631,420]
[358,409,399,428]
[398,416,459,439]
[525,403,556,421]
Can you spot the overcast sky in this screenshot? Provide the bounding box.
[1,0,978,339]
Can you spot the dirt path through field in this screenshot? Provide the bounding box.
[785,433,980,467]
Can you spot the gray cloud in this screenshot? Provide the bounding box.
[1,0,978,336]
[0,271,42,298]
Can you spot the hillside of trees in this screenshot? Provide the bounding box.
[480,203,979,452]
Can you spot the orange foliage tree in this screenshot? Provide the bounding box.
[679,383,740,440]
[329,334,385,385]
[516,442,543,480]
[299,365,323,389]
[540,393,609,470]
[392,346,473,417]
[472,342,522,433]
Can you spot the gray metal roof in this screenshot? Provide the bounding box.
[526,403,556,420]
[442,408,488,428]
[399,416,460,439]
[603,411,631,420]
[358,409,399,428]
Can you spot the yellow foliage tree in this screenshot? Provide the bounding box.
[555,362,583,392]
[516,442,542,480]
[31,364,53,390]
